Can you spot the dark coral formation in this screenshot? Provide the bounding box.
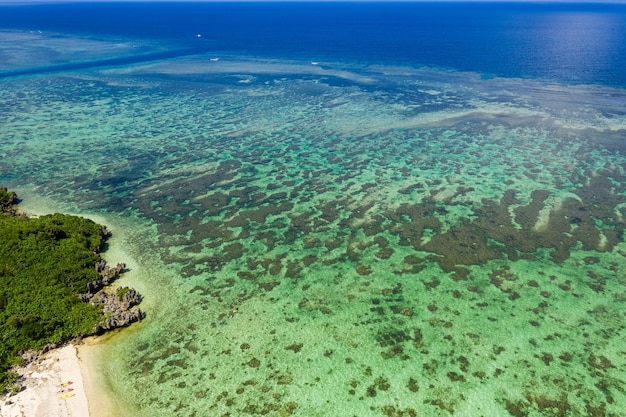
[385,180,626,278]
[131,129,626,295]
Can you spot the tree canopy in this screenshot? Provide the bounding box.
[0,192,107,392]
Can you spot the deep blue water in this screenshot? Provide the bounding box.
[1,2,626,86]
[0,3,626,86]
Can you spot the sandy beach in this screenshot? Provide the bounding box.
[0,344,91,417]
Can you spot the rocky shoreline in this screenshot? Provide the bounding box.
[1,188,144,366]
[85,244,144,335]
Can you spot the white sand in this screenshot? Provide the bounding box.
[0,344,90,417]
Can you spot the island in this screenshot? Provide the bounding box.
[0,187,143,394]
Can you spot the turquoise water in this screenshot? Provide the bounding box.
[2,26,626,416]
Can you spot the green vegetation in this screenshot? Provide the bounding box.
[116,286,131,300]
[0,192,106,392]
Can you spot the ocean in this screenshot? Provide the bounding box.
[1,2,626,416]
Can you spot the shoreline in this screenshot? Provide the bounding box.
[1,188,140,417]
[79,337,124,417]
[0,343,90,417]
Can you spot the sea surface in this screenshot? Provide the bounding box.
[2,2,626,416]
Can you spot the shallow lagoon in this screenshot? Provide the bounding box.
[2,27,626,417]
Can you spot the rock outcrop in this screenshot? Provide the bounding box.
[84,260,126,295]
[79,225,144,334]
[19,342,60,365]
[0,187,19,216]
[79,257,144,334]
[91,288,144,335]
